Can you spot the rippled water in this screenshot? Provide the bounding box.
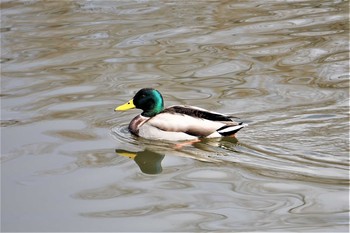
[1,0,349,232]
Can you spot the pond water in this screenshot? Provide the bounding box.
[1,0,349,232]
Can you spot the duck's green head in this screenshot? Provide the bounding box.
[115,88,164,117]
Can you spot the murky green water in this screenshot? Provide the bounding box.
[1,0,349,232]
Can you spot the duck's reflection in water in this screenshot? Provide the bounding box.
[115,136,241,174]
[116,149,165,174]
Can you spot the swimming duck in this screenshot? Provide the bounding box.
[114,88,247,141]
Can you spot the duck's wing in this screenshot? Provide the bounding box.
[146,105,241,137]
[163,105,234,122]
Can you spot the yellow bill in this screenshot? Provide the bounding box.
[114,99,135,111]
[117,151,137,160]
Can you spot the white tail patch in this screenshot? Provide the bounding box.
[217,123,248,136]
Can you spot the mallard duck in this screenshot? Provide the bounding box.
[114,88,247,141]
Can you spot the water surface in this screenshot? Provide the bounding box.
[1,0,349,232]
